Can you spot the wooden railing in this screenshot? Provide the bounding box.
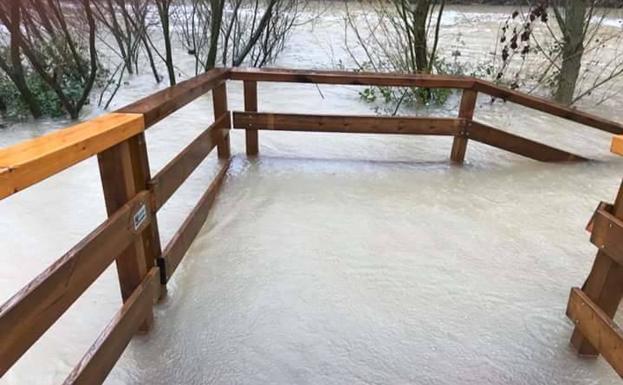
[230,68,622,162]
[0,68,232,383]
[1,67,623,384]
[566,139,623,377]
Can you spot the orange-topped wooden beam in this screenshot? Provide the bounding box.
[611,135,623,156]
[0,113,145,200]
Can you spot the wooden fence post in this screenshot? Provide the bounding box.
[212,82,231,159]
[451,89,477,163]
[570,180,623,355]
[97,133,162,331]
[244,80,259,156]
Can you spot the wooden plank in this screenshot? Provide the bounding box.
[611,135,623,156]
[98,136,160,329]
[474,80,623,135]
[118,68,230,128]
[451,89,477,163]
[571,180,623,355]
[590,209,623,265]
[230,67,475,89]
[233,112,463,136]
[566,288,623,377]
[467,121,586,162]
[63,268,158,385]
[149,115,229,210]
[162,160,230,282]
[0,191,152,376]
[0,113,144,200]
[244,80,259,156]
[586,201,614,233]
[212,82,231,159]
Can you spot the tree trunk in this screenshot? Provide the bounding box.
[157,1,176,85]
[205,0,225,70]
[412,0,430,73]
[232,1,277,67]
[7,1,42,118]
[554,0,587,105]
[142,35,162,83]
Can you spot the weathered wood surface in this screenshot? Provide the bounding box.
[567,288,623,377]
[0,191,152,376]
[233,112,463,136]
[451,89,478,163]
[571,180,623,355]
[161,160,230,281]
[118,68,229,128]
[212,82,231,159]
[149,114,228,210]
[231,67,475,89]
[244,80,259,155]
[467,121,586,162]
[586,202,614,233]
[475,80,623,135]
[0,113,144,200]
[63,268,159,385]
[590,208,623,266]
[98,136,160,331]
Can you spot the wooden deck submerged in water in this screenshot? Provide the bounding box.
[1,68,623,383]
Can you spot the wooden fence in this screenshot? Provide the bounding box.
[1,68,623,384]
[567,139,623,378]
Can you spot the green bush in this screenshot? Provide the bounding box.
[0,73,67,119]
[0,35,108,120]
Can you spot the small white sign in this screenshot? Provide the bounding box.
[133,203,148,231]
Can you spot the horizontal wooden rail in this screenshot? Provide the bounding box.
[590,208,623,265]
[0,113,144,200]
[566,288,623,377]
[0,191,152,375]
[467,121,586,162]
[474,80,623,135]
[63,267,159,385]
[119,68,230,128]
[160,159,230,282]
[149,114,229,210]
[233,112,464,136]
[231,67,475,89]
[230,68,623,136]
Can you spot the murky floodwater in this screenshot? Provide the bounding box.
[2,4,623,385]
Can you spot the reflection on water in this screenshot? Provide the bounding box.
[2,4,623,385]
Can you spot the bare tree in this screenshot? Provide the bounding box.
[116,0,163,83]
[343,0,447,107]
[174,0,303,75]
[0,0,42,118]
[228,0,302,67]
[13,0,100,119]
[175,0,214,74]
[154,0,177,85]
[344,0,446,75]
[495,0,623,105]
[93,0,141,75]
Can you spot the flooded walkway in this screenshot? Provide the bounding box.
[2,4,623,384]
[106,151,623,385]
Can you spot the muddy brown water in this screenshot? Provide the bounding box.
[1,4,623,384]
